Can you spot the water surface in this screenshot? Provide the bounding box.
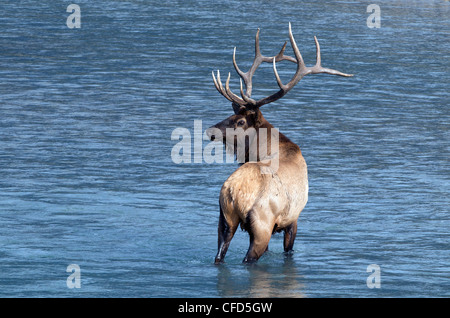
[0,0,449,297]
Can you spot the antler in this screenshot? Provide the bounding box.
[212,23,353,109]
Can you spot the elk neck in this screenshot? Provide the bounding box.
[248,111,302,163]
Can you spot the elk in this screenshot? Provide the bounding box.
[207,23,352,264]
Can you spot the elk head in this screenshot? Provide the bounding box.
[206,23,353,161]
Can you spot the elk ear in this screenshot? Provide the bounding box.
[232,102,246,115]
[253,109,263,127]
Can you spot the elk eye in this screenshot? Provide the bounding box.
[237,120,245,126]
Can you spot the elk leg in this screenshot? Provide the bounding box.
[243,231,272,264]
[283,221,298,253]
[214,207,238,264]
[242,212,273,264]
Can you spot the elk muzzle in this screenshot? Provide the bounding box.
[206,118,231,142]
[206,125,223,142]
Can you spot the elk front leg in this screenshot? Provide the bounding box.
[214,207,238,264]
[283,221,297,253]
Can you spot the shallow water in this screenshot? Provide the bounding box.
[0,0,449,297]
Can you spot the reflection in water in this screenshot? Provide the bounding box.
[216,254,306,298]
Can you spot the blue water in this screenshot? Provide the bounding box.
[0,0,449,297]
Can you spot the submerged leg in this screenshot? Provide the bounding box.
[242,211,273,264]
[215,207,238,264]
[283,221,298,253]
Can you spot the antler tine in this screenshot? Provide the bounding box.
[254,28,261,58]
[232,47,246,80]
[212,70,246,104]
[239,78,255,104]
[273,42,295,63]
[227,28,264,105]
[314,36,321,67]
[211,70,230,100]
[235,28,263,99]
[225,72,247,105]
[288,22,305,68]
[310,36,353,77]
[273,57,284,90]
[212,70,231,102]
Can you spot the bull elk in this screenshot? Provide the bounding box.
[207,23,352,264]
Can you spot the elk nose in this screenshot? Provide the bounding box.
[206,127,220,141]
[206,128,215,141]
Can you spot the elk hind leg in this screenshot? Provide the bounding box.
[215,207,238,264]
[243,211,273,264]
